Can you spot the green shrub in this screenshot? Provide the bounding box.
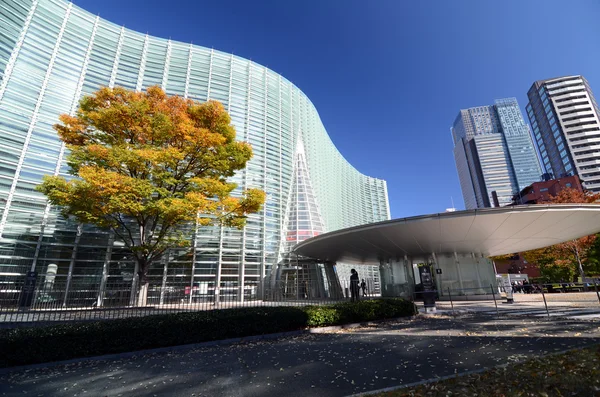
[327,298,417,324]
[304,306,342,326]
[0,298,415,368]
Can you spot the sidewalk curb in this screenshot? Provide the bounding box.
[0,316,412,375]
[348,341,600,396]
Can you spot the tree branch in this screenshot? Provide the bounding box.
[148,219,176,255]
[115,213,137,247]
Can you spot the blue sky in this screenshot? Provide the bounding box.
[74,0,600,218]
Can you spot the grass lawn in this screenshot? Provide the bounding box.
[374,344,600,397]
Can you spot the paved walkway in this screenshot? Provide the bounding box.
[1,315,600,397]
[451,305,600,320]
[427,291,600,320]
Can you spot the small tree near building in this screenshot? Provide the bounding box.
[38,86,265,305]
[522,247,575,283]
[522,188,600,283]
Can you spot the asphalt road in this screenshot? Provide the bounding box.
[1,315,599,397]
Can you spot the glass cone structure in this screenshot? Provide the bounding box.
[269,140,344,300]
[283,141,326,253]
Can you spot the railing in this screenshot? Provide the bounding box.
[413,282,600,318]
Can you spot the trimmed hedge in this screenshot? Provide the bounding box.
[0,298,416,368]
[304,298,417,327]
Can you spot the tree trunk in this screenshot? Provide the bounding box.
[136,261,150,307]
[574,248,588,291]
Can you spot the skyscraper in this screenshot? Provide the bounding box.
[0,0,389,303]
[526,75,600,192]
[452,98,542,209]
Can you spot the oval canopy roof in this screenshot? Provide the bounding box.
[294,204,600,263]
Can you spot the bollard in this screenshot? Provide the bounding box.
[490,284,499,316]
[541,284,550,319]
[448,287,455,316]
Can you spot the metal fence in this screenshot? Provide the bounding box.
[414,282,600,319]
[0,273,381,326]
[10,269,599,326]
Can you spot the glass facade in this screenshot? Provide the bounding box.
[452,99,542,209]
[495,98,543,190]
[0,0,389,299]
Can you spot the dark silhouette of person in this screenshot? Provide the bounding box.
[360,279,367,296]
[350,269,360,302]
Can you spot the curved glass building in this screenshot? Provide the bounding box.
[0,0,389,304]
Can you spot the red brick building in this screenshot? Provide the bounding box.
[511,175,583,205]
[493,254,541,278]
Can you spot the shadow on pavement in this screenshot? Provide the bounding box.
[1,315,599,397]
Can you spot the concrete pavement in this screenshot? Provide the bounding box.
[1,314,600,397]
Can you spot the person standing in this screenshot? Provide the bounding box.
[360,279,367,297]
[350,269,360,302]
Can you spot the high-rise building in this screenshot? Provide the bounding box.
[452,98,542,209]
[526,75,600,192]
[0,0,389,303]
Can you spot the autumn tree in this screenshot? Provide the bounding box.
[522,246,575,283]
[522,187,600,283]
[38,86,265,305]
[585,237,600,277]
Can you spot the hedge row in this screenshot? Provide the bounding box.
[0,298,416,368]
